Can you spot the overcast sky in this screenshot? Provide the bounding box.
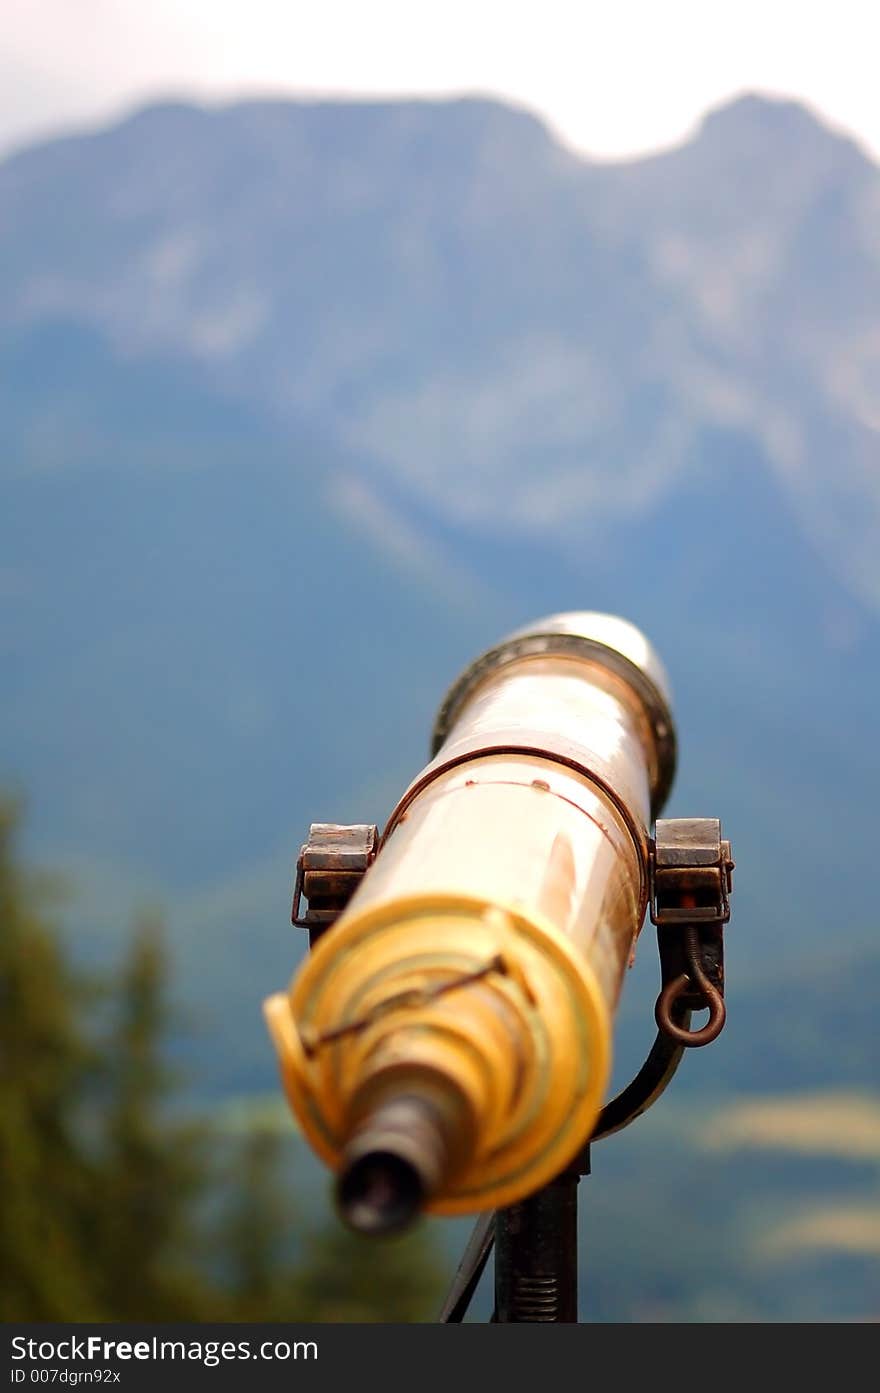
[4,0,879,163]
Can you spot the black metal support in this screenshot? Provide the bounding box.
[437,1212,495,1323]
[494,1169,583,1323]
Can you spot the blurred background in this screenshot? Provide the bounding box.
[1,1,878,1322]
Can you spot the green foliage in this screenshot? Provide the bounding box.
[216,1124,295,1320]
[288,1224,445,1322]
[0,798,102,1320]
[90,914,210,1319]
[0,799,445,1322]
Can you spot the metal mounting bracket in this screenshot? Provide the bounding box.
[291,822,378,947]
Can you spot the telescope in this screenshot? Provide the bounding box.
[264,612,733,1321]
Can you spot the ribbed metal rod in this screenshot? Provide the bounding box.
[494,1175,579,1322]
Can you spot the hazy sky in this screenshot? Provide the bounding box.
[4,0,879,163]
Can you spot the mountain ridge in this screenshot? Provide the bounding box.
[1,87,879,1110]
[3,88,875,176]
[3,89,877,605]
[2,91,877,1321]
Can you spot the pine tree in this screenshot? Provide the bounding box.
[93,914,209,1319]
[289,1219,446,1322]
[0,798,102,1319]
[220,1122,296,1319]
[1,796,448,1322]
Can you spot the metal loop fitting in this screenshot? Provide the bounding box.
[654,925,727,1046]
[649,817,733,1049]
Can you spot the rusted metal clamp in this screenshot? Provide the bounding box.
[648,817,733,1048]
[291,822,378,947]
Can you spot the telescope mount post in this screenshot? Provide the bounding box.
[493,1148,588,1323]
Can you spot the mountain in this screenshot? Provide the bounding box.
[3,88,880,1322]
[2,94,878,590]
[1,91,878,1104]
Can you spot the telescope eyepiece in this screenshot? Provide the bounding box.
[336,1149,424,1235]
[336,1084,474,1235]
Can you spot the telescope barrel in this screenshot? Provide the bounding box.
[264,613,676,1229]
